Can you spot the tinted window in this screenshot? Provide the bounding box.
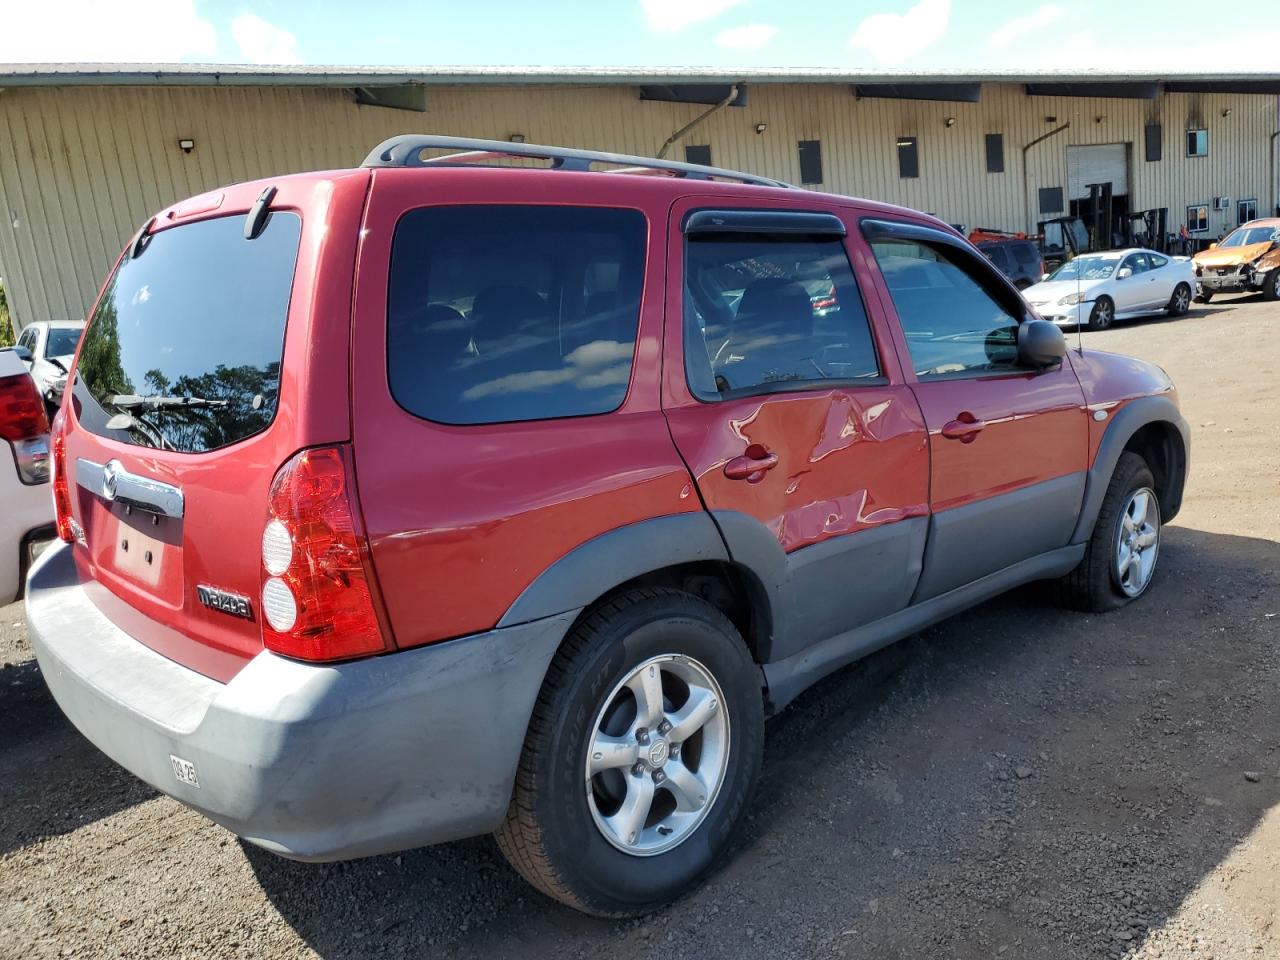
[685,144,712,166]
[870,238,1021,378]
[75,212,301,453]
[387,205,645,425]
[982,245,1013,272]
[45,328,82,357]
[1011,242,1039,267]
[897,137,920,178]
[985,133,1004,173]
[798,140,824,185]
[683,232,879,399]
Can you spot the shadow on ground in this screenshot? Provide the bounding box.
[236,524,1280,959]
[0,659,156,856]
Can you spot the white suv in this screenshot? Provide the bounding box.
[0,347,53,604]
[14,320,84,408]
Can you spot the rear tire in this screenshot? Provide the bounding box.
[495,587,763,917]
[1166,282,1192,316]
[1263,268,1280,302]
[1087,296,1115,331]
[1055,452,1161,613]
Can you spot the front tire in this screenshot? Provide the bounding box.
[1263,268,1280,302]
[495,588,763,916]
[1056,452,1162,612]
[1194,287,1213,304]
[1087,296,1115,330]
[1166,282,1192,316]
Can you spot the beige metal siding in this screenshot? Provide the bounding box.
[0,82,1276,327]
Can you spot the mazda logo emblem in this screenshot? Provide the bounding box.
[101,460,121,501]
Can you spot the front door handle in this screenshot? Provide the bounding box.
[724,444,779,483]
[941,412,985,443]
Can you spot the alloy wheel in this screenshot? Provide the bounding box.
[585,654,730,856]
[1115,486,1160,597]
[1174,286,1191,313]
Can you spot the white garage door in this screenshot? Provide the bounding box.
[1067,144,1129,199]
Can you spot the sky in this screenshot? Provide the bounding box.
[0,0,1274,72]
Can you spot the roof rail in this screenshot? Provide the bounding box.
[361,135,792,188]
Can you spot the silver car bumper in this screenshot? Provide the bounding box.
[27,541,571,861]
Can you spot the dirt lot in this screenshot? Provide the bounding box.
[2,293,1278,960]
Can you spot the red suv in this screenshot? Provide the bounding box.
[28,136,1189,916]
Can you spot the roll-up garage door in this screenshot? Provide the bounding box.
[1066,144,1129,199]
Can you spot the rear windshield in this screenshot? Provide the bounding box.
[387,205,647,425]
[73,211,301,453]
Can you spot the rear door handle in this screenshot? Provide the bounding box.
[941,412,985,443]
[724,445,779,483]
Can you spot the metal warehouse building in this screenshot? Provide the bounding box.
[0,64,1277,328]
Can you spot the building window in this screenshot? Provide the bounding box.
[797,140,823,185]
[1144,124,1162,162]
[1186,129,1209,158]
[684,144,712,167]
[1238,198,1258,225]
[1187,204,1209,233]
[1038,186,1064,215]
[897,137,919,178]
[985,133,1004,173]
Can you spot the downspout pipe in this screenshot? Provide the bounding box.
[1022,122,1071,232]
[657,84,740,160]
[1271,130,1279,217]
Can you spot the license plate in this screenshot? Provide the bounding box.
[169,754,200,788]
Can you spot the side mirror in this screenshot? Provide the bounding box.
[1018,319,1067,369]
[9,345,32,363]
[1117,267,1133,280]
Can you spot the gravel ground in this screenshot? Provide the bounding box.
[2,293,1278,960]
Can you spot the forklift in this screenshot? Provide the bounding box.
[1036,216,1089,272]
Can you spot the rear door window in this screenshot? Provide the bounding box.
[74,212,302,453]
[682,232,880,399]
[387,205,647,425]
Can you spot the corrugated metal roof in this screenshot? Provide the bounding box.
[0,63,1278,87]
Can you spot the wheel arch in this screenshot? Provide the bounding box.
[497,513,773,664]
[1072,396,1190,542]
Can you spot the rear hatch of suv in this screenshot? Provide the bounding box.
[57,172,369,682]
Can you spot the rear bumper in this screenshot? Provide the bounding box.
[27,541,573,861]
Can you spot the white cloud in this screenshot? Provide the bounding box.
[715,24,779,50]
[988,5,1065,49]
[640,0,746,33]
[0,0,217,62]
[230,12,301,64]
[848,0,951,66]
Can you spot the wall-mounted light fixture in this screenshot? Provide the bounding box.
[1222,108,1233,118]
[1094,115,1106,124]
[944,117,956,128]
[509,133,526,143]
[177,138,195,154]
[754,123,768,134]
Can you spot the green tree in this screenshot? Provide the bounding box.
[0,283,13,348]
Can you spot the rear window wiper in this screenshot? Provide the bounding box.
[108,393,229,410]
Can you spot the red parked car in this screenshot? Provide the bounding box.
[28,137,1189,916]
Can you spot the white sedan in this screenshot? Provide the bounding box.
[0,347,53,604]
[1023,249,1196,330]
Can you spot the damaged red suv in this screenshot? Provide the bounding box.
[29,136,1189,916]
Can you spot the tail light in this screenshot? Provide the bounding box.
[0,371,51,485]
[260,445,392,662]
[50,408,75,543]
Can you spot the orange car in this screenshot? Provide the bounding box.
[1193,218,1280,302]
